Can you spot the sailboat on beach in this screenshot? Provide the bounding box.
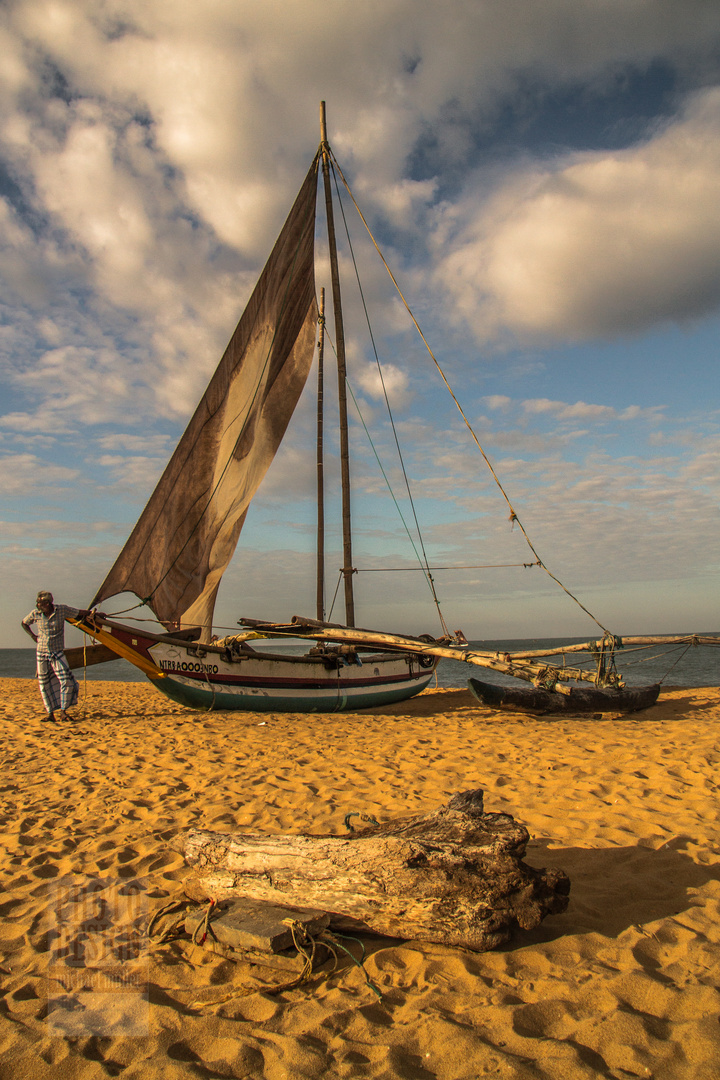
[72,105,716,714]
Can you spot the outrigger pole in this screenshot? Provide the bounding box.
[236,618,718,693]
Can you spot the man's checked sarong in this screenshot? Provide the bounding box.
[37,652,79,714]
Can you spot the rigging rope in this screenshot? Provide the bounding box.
[658,645,693,685]
[355,561,540,572]
[616,642,697,684]
[328,147,610,635]
[325,324,451,630]
[322,316,451,632]
[331,163,450,639]
[327,570,344,623]
[346,375,449,633]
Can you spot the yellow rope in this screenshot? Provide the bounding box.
[146,891,385,1012]
[192,899,217,946]
[81,636,89,718]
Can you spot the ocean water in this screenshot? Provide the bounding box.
[0,650,146,682]
[2,635,717,688]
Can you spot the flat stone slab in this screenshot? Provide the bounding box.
[185,897,330,954]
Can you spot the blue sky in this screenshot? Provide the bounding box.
[1,0,719,647]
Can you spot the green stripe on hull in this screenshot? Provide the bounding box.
[151,674,433,712]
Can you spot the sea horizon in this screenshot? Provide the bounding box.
[2,633,717,689]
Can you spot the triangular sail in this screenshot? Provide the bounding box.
[92,157,320,637]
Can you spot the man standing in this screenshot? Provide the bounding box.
[21,591,93,722]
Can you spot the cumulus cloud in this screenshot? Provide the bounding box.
[352,360,413,411]
[438,88,720,342]
[483,395,512,411]
[0,0,718,429]
[0,517,116,542]
[96,433,172,453]
[252,441,316,505]
[2,344,141,427]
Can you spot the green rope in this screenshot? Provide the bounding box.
[344,812,380,832]
[321,930,383,1002]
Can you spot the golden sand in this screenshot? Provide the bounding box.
[1,678,720,1078]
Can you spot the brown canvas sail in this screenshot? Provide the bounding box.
[92,157,320,638]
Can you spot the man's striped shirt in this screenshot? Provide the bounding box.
[22,605,80,655]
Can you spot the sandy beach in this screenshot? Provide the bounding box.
[1,677,720,1079]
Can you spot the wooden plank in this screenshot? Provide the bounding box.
[196,938,308,972]
[238,616,618,690]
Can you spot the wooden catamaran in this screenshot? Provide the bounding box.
[71,105,715,713]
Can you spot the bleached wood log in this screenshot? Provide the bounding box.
[181,789,569,951]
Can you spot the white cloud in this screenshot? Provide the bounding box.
[0,0,718,431]
[96,453,166,490]
[96,433,172,453]
[483,395,512,411]
[0,452,78,493]
[520,398,666,422]
[438,88,720,342]
[251,442,317,506]
[0,410,72,434]
[352,360,412,410]
[3,345,139,426]
[0,517,115,539]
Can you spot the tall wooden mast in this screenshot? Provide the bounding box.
[316,287,325,621]
[320,101,355,626]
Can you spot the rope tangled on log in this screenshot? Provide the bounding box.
[146,898,384,1011]
[187,920,382,1011]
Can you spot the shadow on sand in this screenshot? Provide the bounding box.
[518,834,720,945]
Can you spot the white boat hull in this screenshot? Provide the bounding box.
[84,620,437,712]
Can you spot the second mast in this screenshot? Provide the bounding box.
[320,100,355,627]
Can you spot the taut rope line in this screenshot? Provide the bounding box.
[329,148,610,635]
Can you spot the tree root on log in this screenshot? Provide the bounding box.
[181,789,570,951]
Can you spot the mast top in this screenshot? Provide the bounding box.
[320,100,328,148]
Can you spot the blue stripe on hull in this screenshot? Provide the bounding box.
[152,672,434,712]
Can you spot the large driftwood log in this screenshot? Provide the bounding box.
[182,789,569,951]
